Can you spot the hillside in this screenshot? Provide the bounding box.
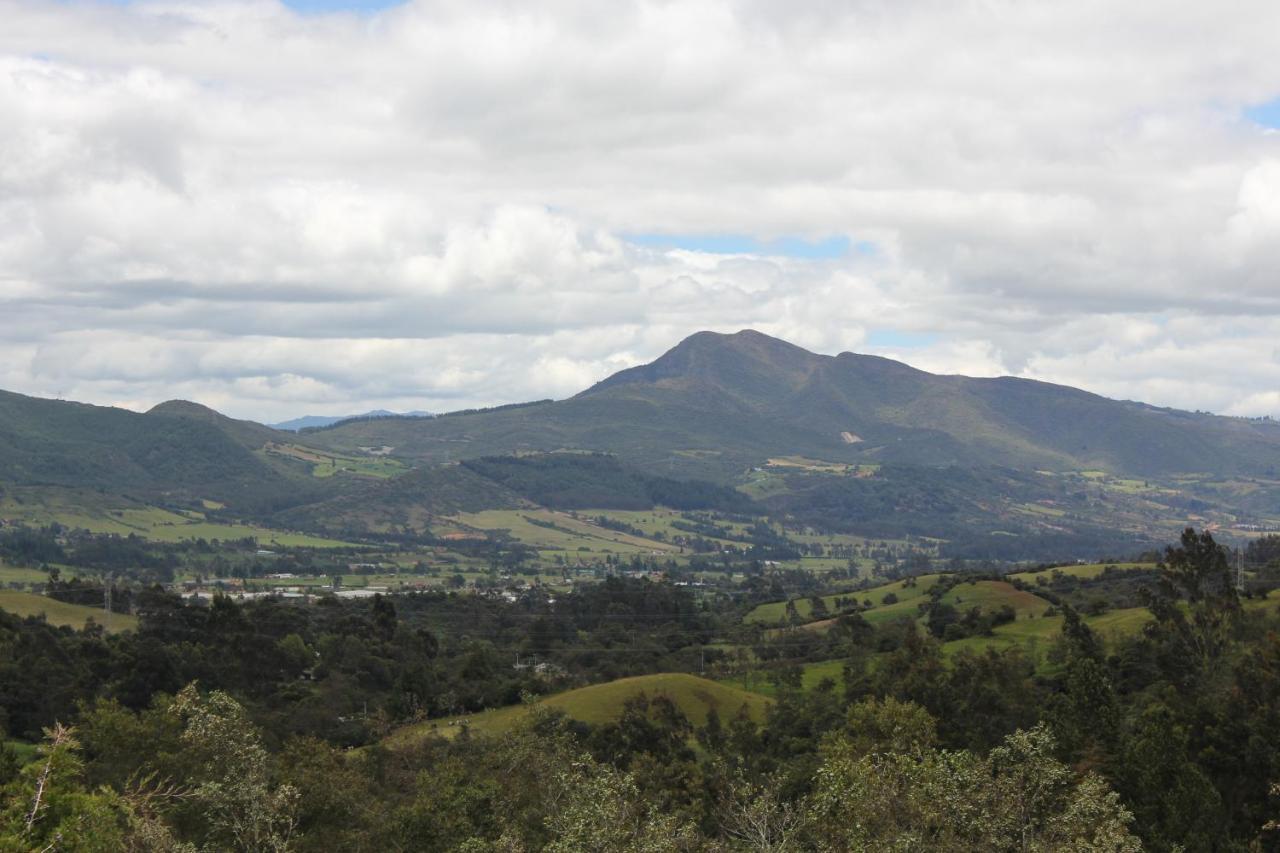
[386,673,771,746]
[0,390,326,510]
[307,330,1280,479]
[0,590,138,633]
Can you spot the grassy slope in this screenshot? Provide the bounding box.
[0,590,138,633]
[766,578,1054,637]
[0,489,357,548]
[1009,562,1156,583]
[0,562,52,584]
[746,574,944,624]
[387,673,770,745]
[938,580,1052,617]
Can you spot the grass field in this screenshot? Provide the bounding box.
[767,578,1053,636]
[263,441,406,479]
[6,741,38,766]
[387,673,771,745]
[0,487,357,548]
[1009,562,1156,584]
[746,574,944,625]
[722,658,847,697]
[0,590,138,633]
[0,563,54,585]
[937,580,1053,617]
[940,606,1153,669]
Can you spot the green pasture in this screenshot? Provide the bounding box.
[263,441,406,479]
[1010,562,1155,584]
[722,658,847,698]
[0,488,356,548]
[0,563,55,586]
[0,590,138,633]
[938,580,1052,617]
[387,673,771,745]
[746,574,944,625]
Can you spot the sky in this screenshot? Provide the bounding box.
[2,0,1279,423]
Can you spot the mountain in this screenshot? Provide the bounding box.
[3,330,1277,546]
[0,391,324,512]
[270,410,434,432]
[306,330,1280,480]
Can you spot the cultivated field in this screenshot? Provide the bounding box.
[0,489,357,549]
[449,509,680,556]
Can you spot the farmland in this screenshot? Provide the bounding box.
[262,441,407,479]
[0,487,358,548]
[447,509,680,557]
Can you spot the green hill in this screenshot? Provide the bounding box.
[752,576,1053,633]
[0,390,325,513]
[386,673,771,745]
[1009,562,1155,583]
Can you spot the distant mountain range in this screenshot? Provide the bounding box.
[303,329,1280,480]
[269,410,434,432]
[1,330,1277,556]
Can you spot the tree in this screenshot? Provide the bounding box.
[1141,528,1240,687]
[543,755,699,852]
[1114,702,1224,850]
[807,703,1141,852]
[716,769,804,852]
[0,723,185,851]
[168,684,299,852]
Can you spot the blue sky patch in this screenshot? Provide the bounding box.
[627,233,864,259]
[866,330,938,349]
[1245,97,1280,128]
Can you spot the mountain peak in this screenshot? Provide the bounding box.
[147,399,224,419]
[578,329,820,397]
[147,399,281,447]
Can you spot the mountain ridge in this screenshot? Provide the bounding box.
[302,328,1274,479]
[1,330,1277,513]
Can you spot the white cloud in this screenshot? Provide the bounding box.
[0,0,1278,421]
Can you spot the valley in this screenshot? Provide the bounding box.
[4,330,1280,850]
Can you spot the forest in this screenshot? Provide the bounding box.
[2,529,1279,850]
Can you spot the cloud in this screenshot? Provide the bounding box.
[0,0,1278,421]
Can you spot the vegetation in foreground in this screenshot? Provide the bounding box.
[1,528,1280,850]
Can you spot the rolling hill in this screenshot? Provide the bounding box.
[0,390,321,511]
[386,673,770,746]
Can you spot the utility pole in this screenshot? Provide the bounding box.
[1237,548,1246,593]
[104,572,112,631]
